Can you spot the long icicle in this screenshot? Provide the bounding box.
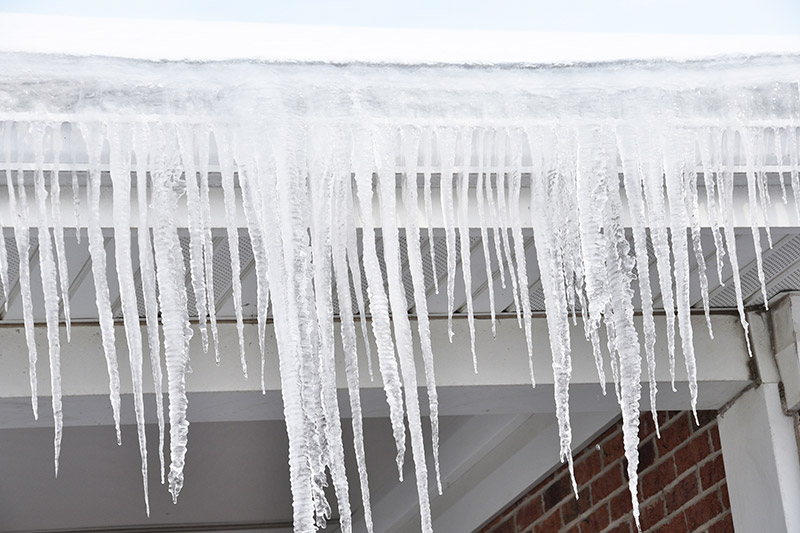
[31,123,64,476]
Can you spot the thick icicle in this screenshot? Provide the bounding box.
[617,128,660,433]
[373,127,433,533]
[5,122,38,418]
[132,125,167,484]
[528,127,576,495]
[332,160,374,533]
[307,129,353,532]
[149,125,193,504]
[31,123,64,476]
[108,124,151,514]
[352,128,408,480]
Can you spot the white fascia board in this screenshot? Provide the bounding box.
[0,13,799,65]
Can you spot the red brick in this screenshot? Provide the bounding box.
[640,458,676,500]
[488,516,515,533]
[601,431,626,466]
[685,491,723,529]
[606,520,632,533]
[639,414,656,440]
[579,504,610,533]
[665,472,699,513]
[574,450,602,484]
[516,494,544,529]
[542,474,572,509]
[657,413,691,455]
[658,513,687,533]
[700,454,726,490]
[533,509,561,533]
[609,489,632,522]
[640,496,666,530]
[592,464,624,501]
[560,487,591,527]
[674,433,711,475]
[708,512,734,533]
[637,438,657,474]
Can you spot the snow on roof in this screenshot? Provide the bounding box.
[1,13,799,66]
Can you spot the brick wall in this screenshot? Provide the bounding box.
[478,411,732,532]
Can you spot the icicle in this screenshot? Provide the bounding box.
[774,127,788,205]
[132,125,167,484]
[483,129,508,293]
[79,122,123,444]
[421,128,440,295]
[717,128,753,356]
[108,123,150,514]
[373,127,433,533]
[662,132,699,421]
[437,128,458,341]
[575,128,613,394]
[0,123,11,309]
[352,127,407,480]
[638,131,679,392]
[176,125,210,353]
[740,129,770,309]
[231,127,272,393]
[474,128,498,335]
[48,123,72,340]
[332,157,374,533]
[307,128,353,532]
[345,182,374,381]
[527,127,576,495]
[456,128,478,372]
[149,125,193,504]
[402,126,442,494]
[507,130,535,387]
[7,122,39,419]
[196,127,221,364]
[493,130,523,326]
[604,180,644,532]
[617,127,660,434]
[214,127,248,378]
[696,130,727,292]
[685,140,714,338]
[31,123,64,476]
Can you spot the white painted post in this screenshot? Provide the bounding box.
[718,384,800,533]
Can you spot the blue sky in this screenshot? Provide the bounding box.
[0,0,799,35]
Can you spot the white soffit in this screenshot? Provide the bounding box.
[0,13,799,65]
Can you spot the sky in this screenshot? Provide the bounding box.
[0,0,799,35]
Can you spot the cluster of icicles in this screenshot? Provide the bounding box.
[0,119,798,532]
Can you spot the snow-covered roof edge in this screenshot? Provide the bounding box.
[1,13,800,66]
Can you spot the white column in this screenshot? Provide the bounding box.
[717,298,800,533]
[718,384,800,533]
